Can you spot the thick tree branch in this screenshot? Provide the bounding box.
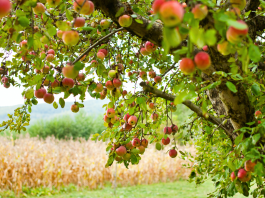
[140,82,236,142]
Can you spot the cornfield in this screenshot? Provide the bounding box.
[0,135,194,195]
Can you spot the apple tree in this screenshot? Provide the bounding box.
[1,0,265,197]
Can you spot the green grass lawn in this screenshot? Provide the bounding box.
[28,180,247,198]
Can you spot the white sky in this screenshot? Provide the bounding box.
[0,85,93,107]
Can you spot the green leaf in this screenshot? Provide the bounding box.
[65,9,73,21]
[59,97,65,108]
[226,20,248,30]
[235,133,244,145]
[115,7,124,17]
[135,19,143,24]
[251,83,261,96]
[74,62,85,71]
[53,101,58,109]
[47,25,57,37]
[249,44,261,63]
[226,81,237,93]
[204,29,217,46]
[254,162,265,176]
[190,27,205,48]
[18,16,30,27]
[252,133,261,145]
[136,97,144,104]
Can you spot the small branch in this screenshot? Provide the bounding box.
[140,81,237,142]
[72,27,124,64]
[152,62,177,86]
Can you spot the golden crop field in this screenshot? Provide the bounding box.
[0,135,194,195]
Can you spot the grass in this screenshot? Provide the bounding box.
[28,180,246,198]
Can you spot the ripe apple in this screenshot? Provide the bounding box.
[57,30,64,38]
[62,78,75,89]
[123,113,131,122]
[94,83,103,93]
[0,0,11,18]
[71,104,79,113]
[3,83,10,88]
[97,52,105,60]
[39,51,46,59]
[255,110,262,117]
[226,20,248,44]
[104,115,111,123]
[46,54,54,62]
[145,41,157,52]
[163,126,172,135]
[194,52,211,70]
[125,141,133,150]
[148,70,156,78]
[140,71,147,80]
[76,73,85,81]
[100,92,106,100]
[47,49,55,55]
[122,123,132,131]
[152,0,165,14]
[106,108,115,118]
[113,78,122,88]
[160,1,184,27]
[202,45,208,51]
[51,79,60,88]
[98,49,108,56]
[151,113,159,121]
[149,102,155,109]
[20,40,27,48]
[192,4,208,20]
[43,93,54,104]
[1,76,8,83]
[116,146,127,156]
[154,76,162,83]
[62,31,80,46]
[179,58,195,75]
[132,138,141,147]
[140,48,151,56]
[43,79,50,86]
[244,160,257,172]
[106,80,114,90]
[62,63,79,79]
[238,168,251,182]
[171,124,178,134]
[84,0,94,15]
[100,19,111,29]
[41,65,50,74]
[161,137,170,145]
[118,15,132,27]
[169,149,177,158]
[74,17,85,28]
[141,139,148,148]
[128,115,137,126]
[138,146,145,154]
[33,2,45,15]
[73,0,91,14]
[217,41,231,56]
[122,90,127,96]
[231,172,236,181]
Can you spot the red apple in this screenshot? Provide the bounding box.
[1,76,8,83]
[98,49,108,56]
[194,52,211,70]
[154,76,162,83]
[34,88,46,98]
[76,73,85,81]
[118,15,132,27]
[179,58,195,75]
[202,45,208,51]
[97,52,105,60]
[160,1,184,27]
[33,3,45,15]
[145,41,157,52]
[116,146,127,156]
[128,115,137,126]
[132,138,141,147]
[140,71,147,80]
[71,104,79,113]
[43,93,54,104]
[113,78,122,88]
[162,137,170,145]
[73,0,91,14]
[231,172,236,181]
[41,65,50,74]
[244,160,257,172]
[84,0,94,15]
[169,149,177,158]
[163,126,172,135]
[152,0,165,14]
[0,0,11,18]
[46,54,54,62]
[106,108,115,118]
[226,20,248,44]
[238,168,251,182]
[74,17,85,28]
[106,80,114,90]
[255,110,262,117]
[51,79,60,88]
[94,83,103,93]
[62,78,75,89]
[151,113,159,121]
[141,139,148,148]
[62,63,79,79]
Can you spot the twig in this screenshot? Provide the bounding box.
[72,27,124,64]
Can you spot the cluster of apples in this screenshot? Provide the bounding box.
[114,137,148,162]
[140,41,157,56]
[179,52,211,75]
[230,160,257,182]
[128,69,162,84]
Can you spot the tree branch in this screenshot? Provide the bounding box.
[73,27,124,64]
[140,82,237,142]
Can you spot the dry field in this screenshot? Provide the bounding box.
[0,135,194,195]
